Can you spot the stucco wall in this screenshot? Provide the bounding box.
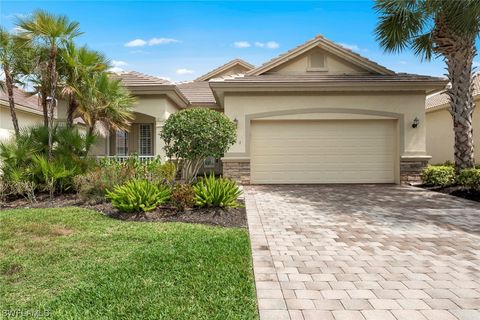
[426,106,480,164]
[268,49,367,75]
[0,106,44,141]
[223,92,427,157]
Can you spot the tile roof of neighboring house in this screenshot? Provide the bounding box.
[109,71,171,87]
[248,34,396,76]
[212,73,445,84]
[0,86,42,113]
[426,73,480,111]
[195,59,255,82]
[176,81,217,106]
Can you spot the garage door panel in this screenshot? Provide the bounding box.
[250,120,396,184]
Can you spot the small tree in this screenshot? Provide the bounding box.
[160,108,236,182]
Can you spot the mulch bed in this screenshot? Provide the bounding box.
[0,193,247,228]
[420,185,480,202]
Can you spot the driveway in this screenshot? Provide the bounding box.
[245,185,480,320]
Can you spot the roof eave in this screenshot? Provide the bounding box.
[210,80,447,107]
[124,85,189,108]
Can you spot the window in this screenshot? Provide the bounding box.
[308,52,326,70]
[116,130,129,156]
[139,124,153,156]
[204,156,216,168]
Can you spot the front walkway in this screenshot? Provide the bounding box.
[245,185,480,320]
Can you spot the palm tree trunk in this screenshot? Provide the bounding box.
[66,95,77,127]
[47,43,58,159]
[433,15,476,170]
[40,85,48,127]
[3,65,20,137]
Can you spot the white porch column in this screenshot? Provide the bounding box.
[155,118,167,160]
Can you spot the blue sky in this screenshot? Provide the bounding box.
[0,0,467,82]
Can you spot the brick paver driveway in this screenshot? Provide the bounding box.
[245,185,480,320]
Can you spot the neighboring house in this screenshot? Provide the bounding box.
[425,73,480,164]
[1,35,447,184]
[0,87,45,140]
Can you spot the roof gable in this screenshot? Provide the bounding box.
[248,35,395,76]
[195,59,254,81]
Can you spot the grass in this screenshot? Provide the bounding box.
[0,207,258,320]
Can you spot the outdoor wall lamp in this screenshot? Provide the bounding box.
[412,117,419,128]
[233,117,239,128]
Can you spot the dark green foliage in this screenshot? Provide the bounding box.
[0,125,96,199]
[170,183,195,211]
[160,108,236,181]
[421,165,456,186]
[106,179,171,213]
[194,173,242,208]
[457,168,480,190]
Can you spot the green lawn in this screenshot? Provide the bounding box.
[0,208,258,320]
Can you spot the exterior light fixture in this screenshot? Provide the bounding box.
[412,117,419,128]
[233,118,239,127]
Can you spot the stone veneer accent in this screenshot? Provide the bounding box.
[222,160,250,184]
[223,158,428,185]
[400,159,429,185]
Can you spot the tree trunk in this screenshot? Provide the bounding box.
[66,95,77,127]
[433,14,476,170]
[3,65,20,137]
[47,43,58,160]
[40,85,48,127]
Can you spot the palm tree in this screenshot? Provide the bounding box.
[77,72,135,136]
[59,42,109,126]
[17,10,82,158]
[374,0,480,170]
[0,28,33,136]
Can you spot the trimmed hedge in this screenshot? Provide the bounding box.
[457,168,480,190]
[421,165,455,186]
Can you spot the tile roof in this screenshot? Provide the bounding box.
[109,71,171,87]
[0,86,42,113]
[177,81,217,106]
[248,34,395,76]
[212,73,445,84]
[426,73,480,110]
[195,59,254,82]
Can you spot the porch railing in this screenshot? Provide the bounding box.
[95,155,156,163]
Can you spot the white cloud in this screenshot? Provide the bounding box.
[111,60,128,67]
[9,26,23,35]
[265,41,279,49]
[125,37,180,48]
[108,67,124,73]
[176,68,195,75]
[234,41,251,48]
[157,76,171,82]
[148,38,179,46]
[399,60,408,65]
[338,43,368,52]
[254,41,280,49]
[125,39,147,47]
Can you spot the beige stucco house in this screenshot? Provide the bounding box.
[1,35,447,184]
[0,87,46,140]
[425,74,480,164]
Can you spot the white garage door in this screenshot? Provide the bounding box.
[250,120,396,184]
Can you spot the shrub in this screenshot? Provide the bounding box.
[421,165,456,186]
[170,183,195,211]
[160,108,236,182]
[0,125,96,198]
[193,174,242,208]
[106,180,171,213]
[457,168,480,190]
